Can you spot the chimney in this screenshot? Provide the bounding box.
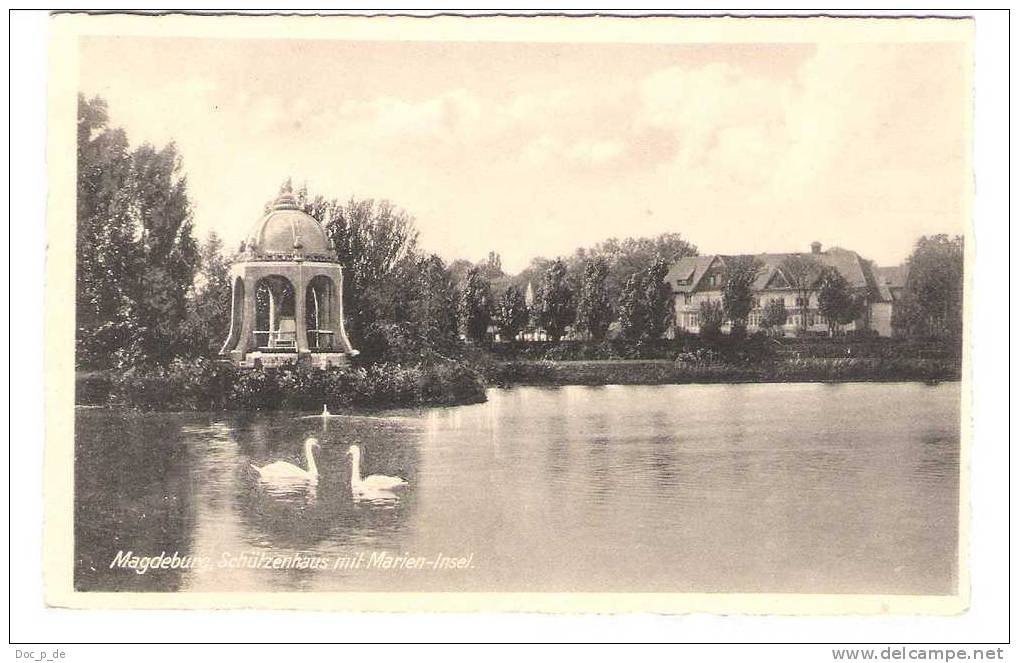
[810,241,822,255]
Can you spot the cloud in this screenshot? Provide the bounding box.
[81,39,967,271]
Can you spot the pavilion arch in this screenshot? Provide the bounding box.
[219,276,246,355]
[254,275,297,350]
[305,274,339,351]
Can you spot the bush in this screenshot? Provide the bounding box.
[110,357,239,411]
[774,336,960,360]
[102,357,487,412]
[490,355,959,387]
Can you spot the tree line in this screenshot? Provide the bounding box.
[457,252,681,346]
[76,95,964,371]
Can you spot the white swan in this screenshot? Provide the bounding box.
[251,437,321,483]
[348,444,407,500]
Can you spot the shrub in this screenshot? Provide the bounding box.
[109,357,239,411]
[101,356,487,411]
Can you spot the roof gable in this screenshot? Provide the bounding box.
[763,268,790,289]
[667,255,719,293]
[667,248,880,297]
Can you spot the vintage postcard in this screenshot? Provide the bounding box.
[45,13,973,613]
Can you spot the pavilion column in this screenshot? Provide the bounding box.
[219,276,242,355]
[333,269,355,353]
[233,274,258,360]
[294,269,310,354]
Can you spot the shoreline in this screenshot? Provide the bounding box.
[491,357,960,388]
[76,356,959,413]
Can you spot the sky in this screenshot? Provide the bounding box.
[78,35,969,273]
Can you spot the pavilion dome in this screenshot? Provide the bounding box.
[245,183,331,255]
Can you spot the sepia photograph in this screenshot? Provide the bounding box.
[41,12,976,617]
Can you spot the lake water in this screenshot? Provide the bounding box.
[75,382,960,594]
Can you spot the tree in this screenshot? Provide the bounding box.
[76,95,139,368]
[310,195,418,352]
[458,267,493,344]
[780,255,822,332]
[760,298,788,336]
[75,94,199,368]
[494,285,529,342]
[817,266,853,336]
[479,251,504,281]
[130,142,200,363]
[510,256,552,295]
[565,233,698,307]
[180,232,233,356]
[896,235,964,341]
[389,252,460,354]
[837,294,865,330]
[617,259,675,344]
[446,258,474,289]
[722,256,762,339]
[574,257,613,341]
[535,258,576,343]
[643,259,675,341]
[698,300,725,339]
[617,272,646,343]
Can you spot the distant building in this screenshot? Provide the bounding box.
[666,242,902,337]
[220,182,357,367]
[869,264,909,337]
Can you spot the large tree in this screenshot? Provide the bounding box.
[895,235,964,341]
[535,258,576,343]
[817,266,853,336]
[76,95,199,368]
[494,285,529,342]
[306,195,419,354]
[618,259,675,344]
[478,251,505,281]
[722,256,762,339]
[574,257,614,341]
[180,232,233,357]
[130,142,200,363]
[458,267,494,344]
[386,252,461,356]
[617,272,646,343]
[77,95,139,368]
[565,233,698,306]
[642,259,675,341]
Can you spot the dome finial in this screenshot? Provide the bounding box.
[273,177,299,211]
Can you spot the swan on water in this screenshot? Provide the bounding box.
[348,444,407,500]
[251,437,321,483]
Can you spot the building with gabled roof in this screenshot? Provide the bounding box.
[667,242,901,337]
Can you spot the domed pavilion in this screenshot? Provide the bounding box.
[220,182,357,368]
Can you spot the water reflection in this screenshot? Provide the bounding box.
[75,382,960,595]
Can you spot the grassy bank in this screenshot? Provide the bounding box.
[491,357,960,386]
[76,340,960,412]
[77,358,487,411]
